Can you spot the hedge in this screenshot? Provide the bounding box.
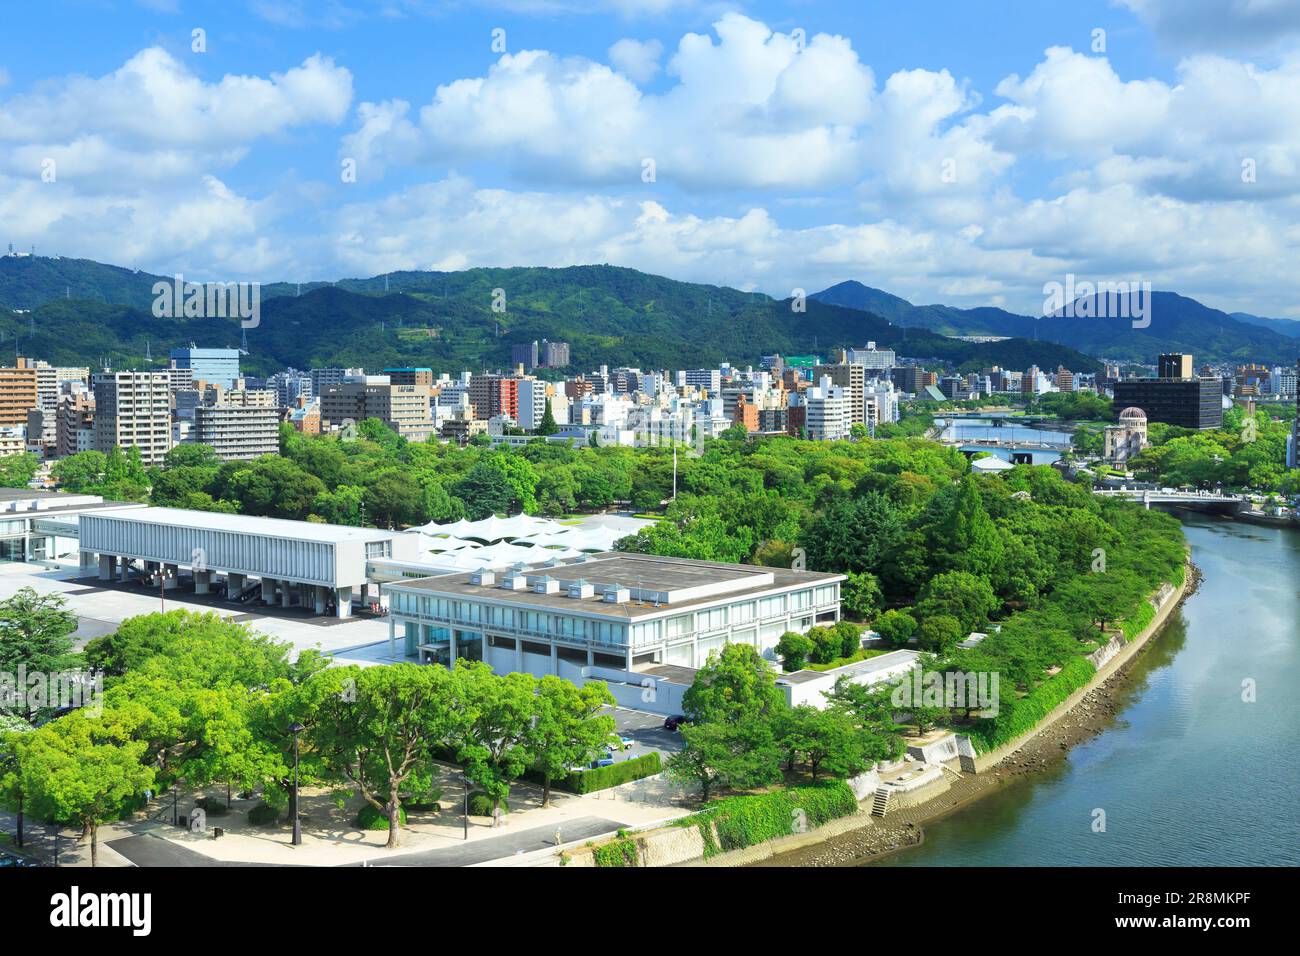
[675,782,858,858]
[964,655,1096,753]
[468,793,508,816]
[561,752,661,794]
[1120,601,1156,642]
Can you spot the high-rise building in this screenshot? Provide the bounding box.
[383,367,435,389]
[802,375,849,441]
[468,374,520,421]
[846,342,896,370]
[267,368,313,408]
[814,363,866,427]
[169,347,241,391]
[541,339,570,368]
[1112,376,1223,429]
[310,367,365,397]
[1158,353,1194,380]
[56,391,95,458]
[193,390,280,461]
[511,341,540,370]
[0,363,38,426]
[92,371,172,465]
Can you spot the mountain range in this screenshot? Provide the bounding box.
[813,280,1300,365]
[0,255,1100,377]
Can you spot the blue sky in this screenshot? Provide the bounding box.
[3,0,1300,317]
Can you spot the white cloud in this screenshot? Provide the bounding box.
[608,38,663,84]
[344,14,877,191]
[0,47,353,186]
[1117,0,1300,52]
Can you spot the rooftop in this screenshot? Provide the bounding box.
[388,552,843,619]
[79,506,404,544]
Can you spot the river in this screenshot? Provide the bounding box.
[867,514,1300,867]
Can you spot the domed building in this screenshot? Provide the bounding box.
[1103,407,1148,465]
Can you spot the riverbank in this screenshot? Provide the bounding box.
[750,562,1201,867]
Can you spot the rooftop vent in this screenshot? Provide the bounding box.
[470,570,496,586]
[534,576,560,595]
[567,579,595,599]
[499,573,527,591]
[603,583,631,604]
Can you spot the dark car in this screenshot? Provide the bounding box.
[663,715,686,731]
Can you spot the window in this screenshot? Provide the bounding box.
[732,601,756,623]
[815,585,836,605]
[696,606,727,633]
[665,614,692,639]
[790,589,812,610]
[759,595,786,618]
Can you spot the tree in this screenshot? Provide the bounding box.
[296,664,458,848]
[831,619,862,659]
[20,713,155,867]
[683,643,787,725]
[775,631,814,672]
[537,399,559,436]
[841,571,882,620]
[777,705,875,780]
[448,664,535,821]
[51,450,108,493]
[524,677,616,806]
[917,614,964,653]
[917,571,999,633]
[801,492,906,578]
[0,589,79,721]
[163,444,220,469]
[874,609,917,648]
[668,719,782,800]
[0,453,40,489]
[0,714,33,847]
[451,462,517,520]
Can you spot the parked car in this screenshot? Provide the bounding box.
[663,715,686,731]
[615,737,635,750]
[592,757,615,768]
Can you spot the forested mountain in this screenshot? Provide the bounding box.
[813,280,1300,365]
[1230,312,1300,340]
[0,257,1097,376]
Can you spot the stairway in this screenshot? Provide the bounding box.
[870,787,891,817]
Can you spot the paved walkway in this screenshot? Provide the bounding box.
[107,833,292,867]
[353,816,628,867]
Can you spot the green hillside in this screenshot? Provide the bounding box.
[0,257,1099,376]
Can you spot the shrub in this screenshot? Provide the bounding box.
[356,803,407,830]
[831,619,863,658]
[875,609,917,648]
[194,797,229,817]
[247,803,280,826]
[775,630,814,672]
[676,782,858,858]
[592,836,640,867]
[468,793,509,817]
[917,614,963,652]
[561,752,661,794]
[403,788,444,813]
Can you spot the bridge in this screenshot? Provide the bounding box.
[1093,488,1245,513]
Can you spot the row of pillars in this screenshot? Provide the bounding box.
[88,553,360,619]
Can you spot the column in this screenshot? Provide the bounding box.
[194,570,212,594]
[625,645,634,672]
[262,578,277,605]
[388,614,396,658]
[335,586,352,619]
[227,572,245,598]
[449,629,458,667]
[314,586,327,615]
[515,640,524,675]
[97,554,115,581]
[586,648,595,667]
[162,564,179,590]
[550,642,559,676]
[119,559,130,582]
[80,550,96,573]
[281,582,292,609]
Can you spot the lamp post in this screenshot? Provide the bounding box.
[463,768,469,841]
[289,722,305,846]
[171,783,178,826]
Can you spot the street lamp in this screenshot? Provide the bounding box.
[171,783,178,827]
[463,768,469,841]
[289,722,305,846]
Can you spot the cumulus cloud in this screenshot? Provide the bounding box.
[343,14,876,190]
[608,38,664,84]
[0,47,353,186]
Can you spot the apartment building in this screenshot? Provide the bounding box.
[0,364,38,426]
[321,376,435,440]
[802,375,850,441]
[814,362,866,427]
[56,391,96,457]
[92,371,172,465]
[193,390,281,461]
[468,374,520,422]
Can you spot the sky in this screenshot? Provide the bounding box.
[3,0,1300,318]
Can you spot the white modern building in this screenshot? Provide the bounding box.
[383,552,844,711]
[77,507,420,617]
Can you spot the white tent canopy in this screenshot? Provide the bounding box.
[524,526,631,552]
[414,513,566,542]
